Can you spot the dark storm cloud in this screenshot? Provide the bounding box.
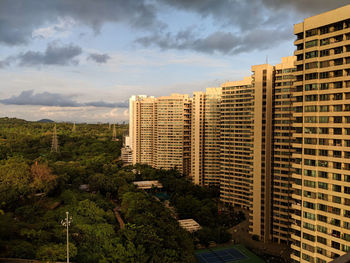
[0,90,128,108]
[261,0,350,13]
[0,0,162,46]
[14,42,82,66]
[136,0,350,55]
[0,0,349,54]
[87,53,111,63]
[136,27,292,55]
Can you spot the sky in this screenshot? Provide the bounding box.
[0,0,349,123]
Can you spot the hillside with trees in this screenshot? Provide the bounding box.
[0,118,243,262]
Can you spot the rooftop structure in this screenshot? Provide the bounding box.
[178,219,201,232]
[133,180,163,190]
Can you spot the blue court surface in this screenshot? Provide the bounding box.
[196,248,247,263]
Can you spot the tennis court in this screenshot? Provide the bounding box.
[196,247,247,263]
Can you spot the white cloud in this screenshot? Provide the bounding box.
[32,17,76,39]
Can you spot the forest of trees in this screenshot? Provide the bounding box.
[0,118,244,262]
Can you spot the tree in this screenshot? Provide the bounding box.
[36,243,77,262]
[30,163,57,193]
[0,157,31,205]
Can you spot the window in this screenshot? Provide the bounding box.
[305,170,316,177]
[320,38,330,45]
[317,225,327,233]
[305,62,318,70]
[305,51,318,59]
[305,95,318,102]
[334,81,343,89]
[305,39,318,48]
[333,173,342,181]
[318,182,328,189]
[304,180,316,187]
[318,128,329,134]
[333,93,343,100]
[334,47,343,54]
[334,150,342,157]
[320,83,329,90]
[306,29,318,37]
[320,49,330,57]
[333,196,341,204]
[317,214,327,223]
[305,84,318,91]
[334,105,342,111]
[333,184,342,192]
[306,73,318,80]
[319,94,330,101]
[334,117,342,124]
[305,116,317,123]
[319,116,329,123]
[320,72,329,79]
[318,171,328,178]
[319,105,329,112]
[318,149,328,156]
[303,212,316,220]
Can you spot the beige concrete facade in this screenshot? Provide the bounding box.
[272,56,296,245]
[191,88,222,186]
[154,94,192,175]
[220,77,253,208]
[291,5,350,263]
[131,94,191,175]
[132,97,157,165]
[250,64,274,242]
[191,91,206,185]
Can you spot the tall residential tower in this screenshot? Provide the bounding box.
[291,5,350,262]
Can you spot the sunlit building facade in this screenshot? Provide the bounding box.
[191,88,222,186]
[220,77,253,208]
[291,5,350,263]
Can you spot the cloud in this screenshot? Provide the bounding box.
[0,0,348,56]
[87,53,111,63]
[0,0,163,46]
[0,90,128,108]
[84,100,128,108]
[32,17,76,39]
[13,42,82,66]
[136,27,292,55]
[135,0,348,55]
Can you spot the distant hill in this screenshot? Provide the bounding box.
[37,119,54,123]
[0,117,28,124]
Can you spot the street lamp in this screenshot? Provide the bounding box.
[61,211,73,263]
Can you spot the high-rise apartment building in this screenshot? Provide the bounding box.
[250,64,275,242]
[291,5,350,263]
[154,94,192,175]
[219,58,295,244]
[272,56,296,244]
[132,96,157,165]
[191,88,222,186]
[130,94,191,175]
[220,77,253,208]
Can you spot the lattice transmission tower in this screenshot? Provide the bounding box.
[51,124,59,153]
[112,124,119,141]
[72,122,76,132]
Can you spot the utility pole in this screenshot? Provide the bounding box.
[61,211,72,263]
[51,124,59,153]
